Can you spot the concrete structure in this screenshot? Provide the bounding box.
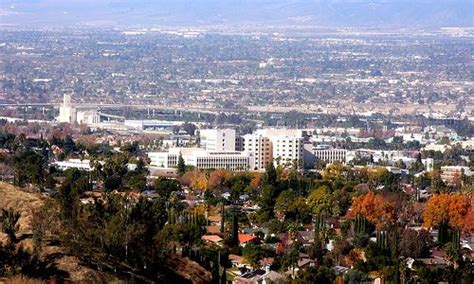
[58,94,76,123]
[440,166,472,185]
[124,120,181,131]
[76,109,100,125]
[241,129,304,169]
[52,159,92,171]
[149,147,250,171]
[200,129,236,151]
[270,135,304,166]
[242,134,272,170]
[423,158,434,172]
[313,147,347,164]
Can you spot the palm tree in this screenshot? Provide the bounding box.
[0,208,21,244]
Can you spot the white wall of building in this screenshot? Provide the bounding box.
[58,94,77,123]
[242,134,272,170]
[271,136,304,166]
[148,147,249,171]
[200,129,236,151]
[313,148,347,164]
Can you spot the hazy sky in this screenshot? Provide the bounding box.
[1,0,472,28]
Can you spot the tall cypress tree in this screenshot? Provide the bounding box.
[177,152,186,176]
[220,203,225,234]
[263,162,277,186]
[229,212,239,247]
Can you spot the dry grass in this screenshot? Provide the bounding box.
[166,254,212,284]
[0,275,45,284]
[0,182,119,282]
[0,182,45,245]
[0,182,208,283]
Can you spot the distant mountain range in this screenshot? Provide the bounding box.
[1,0,472,28]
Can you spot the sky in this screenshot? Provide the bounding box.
[1,0,472,28]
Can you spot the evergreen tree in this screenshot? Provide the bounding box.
[263,162,277,186]
[220,203,225,234]
[228,211,239,247]
[177,152,186,176]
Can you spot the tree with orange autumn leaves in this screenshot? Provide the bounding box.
[207,169,231,191]
[180,170,208,191]
[423,193,473,233]
[347,191,397,230]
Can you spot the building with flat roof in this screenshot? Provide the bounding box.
[313,148,347,164]
[200,128,236,151]
[242,134,272,170]
[241,129,304,169]
[149,147,250,171]
[440,166,472,185]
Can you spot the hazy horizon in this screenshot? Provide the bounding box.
[1,0,473,29]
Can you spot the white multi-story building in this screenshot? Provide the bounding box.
[200,129,236,151]
[149,147,250,171]
[271,136,304,166]
[242,129,304,169]
[58,94,77,123]
[242,134,272,170]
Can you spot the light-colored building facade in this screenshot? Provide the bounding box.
[76,110,100,125]
[52,159,92,171]
[270,136,304,166]
[242,129,304,169]
[149,147,249,171]
[200,129,236,151]
[242,134,272,170]
[313,148,347,164]
[58,94,77,123]
[440,166,472,185]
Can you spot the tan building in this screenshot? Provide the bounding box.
[440,166,472,185]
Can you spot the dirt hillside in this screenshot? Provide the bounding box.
[0,182,44,244]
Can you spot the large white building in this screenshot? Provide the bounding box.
[441,166,473,185]
[313,147,347,164]
[149,147,250,171]
[200,129,236,151]
[241,129,304,169]
[58,94,76,123]
[77,109,100,125]
[58,94,100,125]
[52,159,92,171]
[270,136,304,166]
[242,134,272,170]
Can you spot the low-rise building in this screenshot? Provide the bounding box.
[313,147,347,164]
[149,147,250,171]
[440,166,472,184]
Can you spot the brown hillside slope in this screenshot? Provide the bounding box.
[0,183,212,283]
[0,182,44,245]
[0,182,119,282]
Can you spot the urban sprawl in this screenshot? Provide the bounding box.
[0,28,473,283]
